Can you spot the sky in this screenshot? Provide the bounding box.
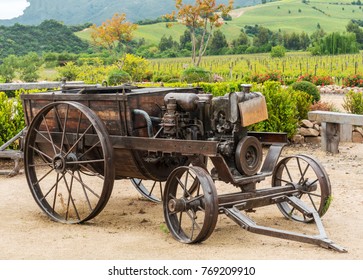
[0,0,30,20]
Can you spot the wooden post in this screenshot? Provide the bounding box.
[320,122,340,154]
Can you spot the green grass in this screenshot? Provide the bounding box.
[76,0,363,45]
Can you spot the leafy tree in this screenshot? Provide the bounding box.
[159,35,179,52]
[346,20,363,46]
[91,13,137,56]
[270,45,286,58]
[117,54,149,82]
[208,30,228,55]
[18,52,43,82]
[167,0,234,66]
[0,55,18,83]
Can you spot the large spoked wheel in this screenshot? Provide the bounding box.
[272,155,331,223]
[24,101,114,223]
[163,166,218,243]
[131,179,164,203]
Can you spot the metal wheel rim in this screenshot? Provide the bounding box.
[272,154,331,223]
[131,178,163,203]
[24,101,114,223]
[163,166,218,243]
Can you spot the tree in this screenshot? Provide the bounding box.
[270,45,286,58]
[0,55,18,83]
[346,21,363,46]
[90,13,137,56]
[167,0,234,66]
[208,30,228,55]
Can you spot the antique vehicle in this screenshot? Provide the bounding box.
[19,83,346,252]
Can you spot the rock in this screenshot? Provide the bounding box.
[304,136,321,145]
[352,131,363,143]
[313,123,320,132]
[354,127,363,136]
[300,119,314,128]
[292,135,304,144]
[298,127,320,137]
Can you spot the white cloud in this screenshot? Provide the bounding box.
[0,0,30,20]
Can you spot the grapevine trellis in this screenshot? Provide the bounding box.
[150,52,363,84]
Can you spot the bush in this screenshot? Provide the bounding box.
[297,74,333,86]
[343,74,363,87]
[251,71,282,84]
[291,81,320,102]
[0,91,25,148]
[250,81,301,138]
[57,61,80,81]
[343,90,363,114]
[270,45,286,58]
[107,69,131,86]
[181,67,212,83]
[310,101,338,112]
[118,54,150,82]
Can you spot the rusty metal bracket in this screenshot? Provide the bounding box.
[221,195,347,253]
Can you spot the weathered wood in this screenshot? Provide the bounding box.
[321,123,340,154]
[308,110,363,154]
[0,150,23,177]
[0,81,84,91]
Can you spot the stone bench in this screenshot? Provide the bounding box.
[308,110,363,154]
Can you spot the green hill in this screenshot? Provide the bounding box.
[76,0,363,45]
[0,0,259,26]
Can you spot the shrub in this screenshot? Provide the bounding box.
[343,90,363,114]
[310,101,338,112]
[107,69,131,85]
[270,45,286,58]
[251,71,282,84]
[118,54,150,82]
[181,67,212,83]
[291,81,320,102]
[0,91,25,148]
[250,81,300,138]
[57,61,80,81]
[297,74,334,86]
[343,74,363,87]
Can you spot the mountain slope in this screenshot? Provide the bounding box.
[0,0,260,26]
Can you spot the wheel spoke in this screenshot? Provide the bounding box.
[64,123,94,158]
[76,171,93,212]
[66,169,101,199]
[29,145,53,162]
[51,173,61,214]
[67,159,105,165]
[77,141,101,160]
[32,167,54,187]
[41,115,59,154]
[61,175,80,221]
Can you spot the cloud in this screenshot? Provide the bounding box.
[0,0,30,20]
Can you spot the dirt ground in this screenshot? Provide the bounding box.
[0,94,362,260]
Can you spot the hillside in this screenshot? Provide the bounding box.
[0,0,259,26]
[76,0,363,45]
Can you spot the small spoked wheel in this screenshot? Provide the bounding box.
[131,179,164,203]
[24,101,114,223]
[272,155,331,223]
[163,166,218,243]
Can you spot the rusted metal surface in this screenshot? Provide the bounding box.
[19,84,346,252]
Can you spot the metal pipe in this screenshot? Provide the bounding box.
[132,109,154,137]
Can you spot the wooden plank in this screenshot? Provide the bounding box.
[0,81,84,91]
[308,110,363,125]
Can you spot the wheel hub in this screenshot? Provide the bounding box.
[53,154,66,173]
